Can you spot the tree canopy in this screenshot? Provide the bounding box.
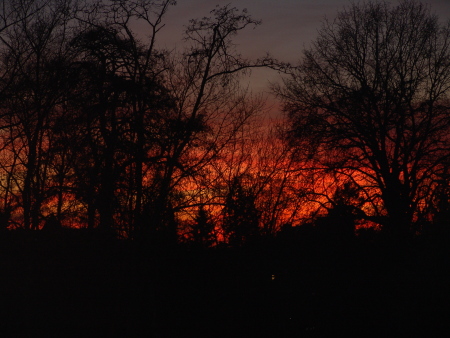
[0,0,301,245]
[279,0,450,235]
[1,0,450,243]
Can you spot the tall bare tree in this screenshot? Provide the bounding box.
[0,0,77,229]
[138,4,276,242]
[278,0,450,236]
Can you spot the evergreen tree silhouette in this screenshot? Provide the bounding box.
[222,176,260,247]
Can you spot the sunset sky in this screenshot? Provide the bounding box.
[156,0,450,99]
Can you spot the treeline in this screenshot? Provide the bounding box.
[277,0,450,239]
[1,0,450,246]
[0,0,304,245]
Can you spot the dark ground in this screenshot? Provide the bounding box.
[1,229,450,337]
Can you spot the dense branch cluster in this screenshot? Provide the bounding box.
[1,0,449,245]
[279,0,450,237]
[0,0,301,245]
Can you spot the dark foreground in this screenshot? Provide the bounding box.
[1,230,450,337]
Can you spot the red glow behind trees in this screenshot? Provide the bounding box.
[278,0,450,236]
[1,0,449,244]
[0,1,293,244]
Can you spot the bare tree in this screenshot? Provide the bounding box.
[278,0,450,236]
[138,4,277,242]
[0,0,77,229]
[0,1,281,240]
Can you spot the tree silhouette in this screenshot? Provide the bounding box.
[427,177,450,236]
[190,205,216,248]
[0,1,280,241]
[69,23,176,233]
[278,0,450,236]
[315,182,364,237]
[222,175,260,247]
[0,0,76,229]
[73,0,176,236]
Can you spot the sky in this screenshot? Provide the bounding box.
[155,0,450,107]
